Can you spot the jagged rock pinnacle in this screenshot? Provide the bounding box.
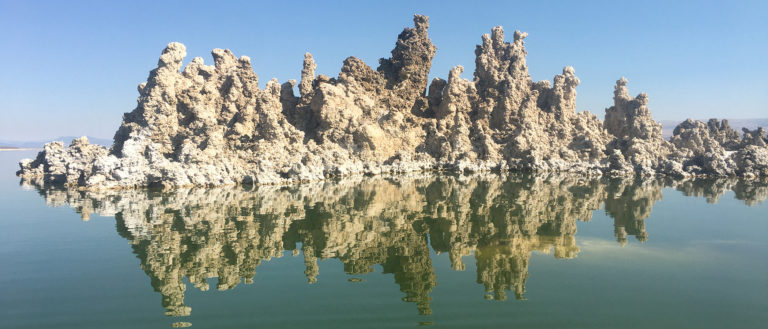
[17,15,768,189]
[158,42,186,71]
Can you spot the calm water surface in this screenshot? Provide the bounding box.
[1,151,766,328]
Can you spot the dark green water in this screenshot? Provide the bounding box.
[1,151,766,329]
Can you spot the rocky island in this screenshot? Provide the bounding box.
[17,15,768,189]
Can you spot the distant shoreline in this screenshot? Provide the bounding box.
[0,147,39,151]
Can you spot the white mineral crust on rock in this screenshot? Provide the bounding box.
[17,15,768,189]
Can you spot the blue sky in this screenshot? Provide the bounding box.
[1,0,766,140]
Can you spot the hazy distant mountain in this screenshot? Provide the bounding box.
[0,136,112,149]
[660,118,768,139]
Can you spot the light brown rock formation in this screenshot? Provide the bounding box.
[669,119,768,177]
[16,15,768,189]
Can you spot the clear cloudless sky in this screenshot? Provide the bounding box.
[0,0,766,140]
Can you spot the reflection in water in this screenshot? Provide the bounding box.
[25,174,767,317]
[675,177,768,206]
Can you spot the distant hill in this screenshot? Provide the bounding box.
[0,136,112,149]
[660,118,768,139]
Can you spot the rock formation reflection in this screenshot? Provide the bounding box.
[25,174,767,317]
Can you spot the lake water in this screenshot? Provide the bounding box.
[1,150,766,328]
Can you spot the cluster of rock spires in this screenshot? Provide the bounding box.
[29,173,767,317]
[17,15,768,189]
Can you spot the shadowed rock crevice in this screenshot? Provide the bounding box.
[17,15,768,189]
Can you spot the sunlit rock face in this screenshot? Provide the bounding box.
[16,14,768,188]
[26,173,767,316]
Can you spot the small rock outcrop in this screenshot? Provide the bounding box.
[17,15,768,189]
[668,119,768,177]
